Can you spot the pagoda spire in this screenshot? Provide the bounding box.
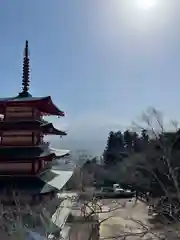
[22,40,30,93]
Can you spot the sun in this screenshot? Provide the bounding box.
[137,0,157,10]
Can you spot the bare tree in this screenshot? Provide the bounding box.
[3,116,180,240]
[0,190,68,240]
[131,107,180,238]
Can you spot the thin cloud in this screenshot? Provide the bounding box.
[61,112,128,140]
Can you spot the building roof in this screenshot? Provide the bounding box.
[0,95,64,116]
[0,147,55,161]
[41,122,67,135]
[40,169,73,192]
[50,148,70,158]
[0,120,41,129]
[0,120,67,136]
[0,168,73,194]
[0,176,57,194]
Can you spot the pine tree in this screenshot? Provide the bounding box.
[114,131,124,151]
[141,129,149,142]
[103,131,123,166]
[131,131,141,152]
[103,131,115,166]
[123,130,133,151]
[141,129,149,149]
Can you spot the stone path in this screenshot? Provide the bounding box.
[99,199,158,240]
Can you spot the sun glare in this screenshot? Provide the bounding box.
[137,0,157,10]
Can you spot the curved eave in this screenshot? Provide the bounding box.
[0,168,74,195]
[44,129,67,135]
[0,147,56,161]
[39,96,64,116]
[50,148,70,158]
[0,121,67,135]
[41,122,67,136]
[0,96,64,116]
[43,153,56,161]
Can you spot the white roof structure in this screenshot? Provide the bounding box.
[22,150,75,239]
[50,148,70,158]
[40,169,73,193]
[25,199,73,240]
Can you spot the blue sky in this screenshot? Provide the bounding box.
[0,0,180,142]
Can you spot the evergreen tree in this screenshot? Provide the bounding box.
[103,131,115,165]
[114,131,124,151]
[141,129,149,149]
[123,130,133,151]
[131,131,141,152]
[141,129,149,142]
[103,131,124,166]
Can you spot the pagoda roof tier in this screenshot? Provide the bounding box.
[41,122,67,135]
[0,95,64,116]
[0,169,73,194]
[0,120,67,136]
[0,176,57,194]
[0,146,55,161]
[50,148,70,158]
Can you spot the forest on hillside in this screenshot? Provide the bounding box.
[102,108,180,199]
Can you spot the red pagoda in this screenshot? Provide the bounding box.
[0,41,71,204]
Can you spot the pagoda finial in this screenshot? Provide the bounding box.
[22,40,30,93]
